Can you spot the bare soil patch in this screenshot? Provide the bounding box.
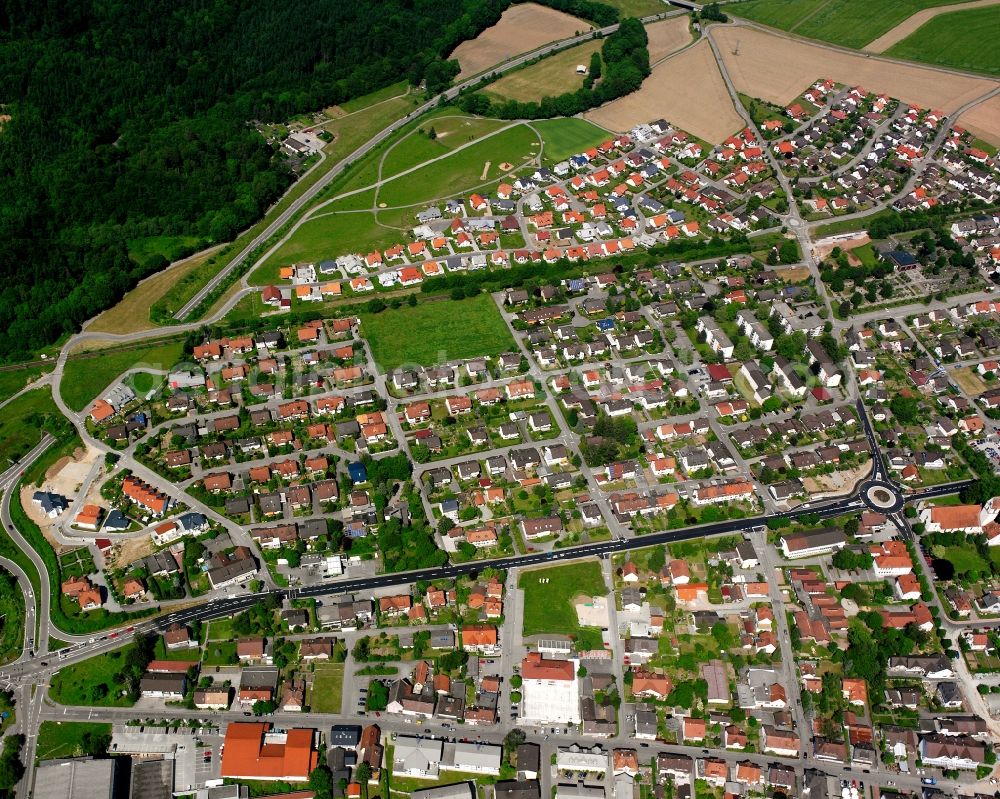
[954,367,989,396]
[452,3,592,80]
[645,16,694,64]
[713,26,997,114]
[803,462,872,497]
[108,536,156,571]
[865,0,1000,52]
[961,93,1000,145]
[775,264,814,282]
[585,40,744,144]
[811,233,871,261]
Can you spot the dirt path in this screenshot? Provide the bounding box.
[865,0,1000,52]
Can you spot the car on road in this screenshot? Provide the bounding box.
[921,778,936,786]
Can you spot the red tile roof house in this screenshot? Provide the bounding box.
[220,722,318,782]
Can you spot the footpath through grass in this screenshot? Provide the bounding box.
[61,340,185,412]
[886,6,1000,75]
[518,560,607,639]
[360,294,516,371]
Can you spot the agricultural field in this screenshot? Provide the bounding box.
[645,15,694,63]
[376,124,540,207]
[451,3,592,79]
[867,0,1000,51]
[519,560,607,638]
[732,0,984,49]
[535,117,613,163]
[960,93,1000,147]
[585,39,744,144]
[61,340,185,413]
[360,294,516,371]
[885,6,1000,75]
[713,25,995,113]
[484,40,603,103]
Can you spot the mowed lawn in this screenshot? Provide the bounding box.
[519,560,607,637]
[361,294,516,371]
[62,340,185,412]
[311,663,345,713]
[887,7,1000,75]
[734,0,979,48]
[940,544,990,575]
[535,117,612,163]
[380,116,512,179]
[377,124,539,207]
[485,40,602,103]
[37,721,111,761]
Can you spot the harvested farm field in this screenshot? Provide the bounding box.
[865,0,1000,52]
[959,93,1000,145]
[451,3,592,79]
[713,26,997,114]
[645,16,694,63]
[585,39,744,144]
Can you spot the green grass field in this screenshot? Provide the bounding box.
[534,117,612,163]
[310,663,344,713]
[0,362,54,405]
[361,294,516,371]
[519,560,607,637]
[37,721,111,761]
[886,6,1000,75]
[0,388,64,467]
[380,116,511,180]
[484,40,602,104]
[339,81,409,114]
[49,650,139,707]
[733,0,982,49]
[61,340,185,412]
[376,124,539,207]
[601,0,671,15]
[940,544,990,575]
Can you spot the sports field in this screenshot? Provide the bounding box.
[535,117,612,163]
[376,124,539,207]
[485,40,602,103]
[886,6,1000,75]
[519,560,607,637]
[360,294,516,371]
[733,0,984,49]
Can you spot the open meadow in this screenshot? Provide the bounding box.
[376,124,539,207]
[360,294,516,371]
[885,5,1000,75]
[62,340,185,412]
[451,3,592,79]
[585,39,744,143]
[484,40,603,103]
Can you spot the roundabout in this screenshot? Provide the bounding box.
[860,479,905,513]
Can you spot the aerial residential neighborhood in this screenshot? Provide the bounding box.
[4,2,1000,799]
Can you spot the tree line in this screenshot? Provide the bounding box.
[458,17,650,120]
[0,0,622,363]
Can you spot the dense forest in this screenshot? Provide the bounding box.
[0,0,621,362]
[460,17,650,119]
